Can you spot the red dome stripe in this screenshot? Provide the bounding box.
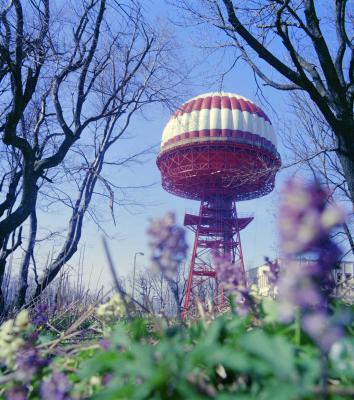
[173,96,271,123]
[162,129,276,154]
[248,103,256,114]
[230,97,239,110]
[185,100,194,113]
[211,96,221,108]
[221,96,231,108]
[192,98,203,112]
[203,96,212,110]
[238,99,250,113]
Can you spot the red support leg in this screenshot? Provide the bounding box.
[182,203,201,319]
[233,202,247,283]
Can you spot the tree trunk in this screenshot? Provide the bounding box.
[0,258,7,315]
[0,228,23,315]
[17,209,37,308]
[337,151,354,208]
[335,118,354,208]
[0,173,38,249]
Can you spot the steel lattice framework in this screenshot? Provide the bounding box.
[157,142,280,201]
[156,92,281,318]
[182,198,253,318]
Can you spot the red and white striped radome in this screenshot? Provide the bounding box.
[157,92,281,317]
[157,92,281,201]
[161,92,277,154]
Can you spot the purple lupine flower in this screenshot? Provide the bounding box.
[278,179,344,255]
[213,251,254,316]
[102,374,113,386]
[213,252,240,292]
[5,385,28,400]
[147,212,188,315]
[264,257,280,286]
[277,178,345,352]
[40,372,72,400]
[147,212,188,279]
[16,344,49,378]
[302,313,343,353]
[32,303,49,327]
[99,338,111,351]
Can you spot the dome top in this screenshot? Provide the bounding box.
[161,91,276,153]
[188,91,253,102]
[157,92,281,201]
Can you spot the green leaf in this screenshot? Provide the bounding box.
[329,337,354,380]
[260,381,299,400]
[262,298,280,324]
[128,317,149,342]
[240,330,297,381]
[79,350,120,378]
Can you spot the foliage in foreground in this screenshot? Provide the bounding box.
[1,179,353,399]
[0,299,353,400]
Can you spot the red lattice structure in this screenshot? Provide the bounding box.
[156,92,281,318]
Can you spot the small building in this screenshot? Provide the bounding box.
[246,260,354,302]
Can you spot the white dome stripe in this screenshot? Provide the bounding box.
[199,108,209,131]
[161,108,275,146]
[210,107,221,130]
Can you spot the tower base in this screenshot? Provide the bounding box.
[182,198,253,319]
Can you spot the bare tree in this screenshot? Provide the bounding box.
[0,142,24,311]
[133,265,188,316]
[0,0,187,310]
[175,1,354,204]
[0,0,50,247]
[283,91,354,255]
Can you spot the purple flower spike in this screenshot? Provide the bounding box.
[5,385,28,400]
[147,212,188,279]
[32,303,49,327]
[213,251,243,293]
[147,212,188,314]
[99,338,111,351]
[40,372,72,400]
[264,257,280,296]
[302,313,343,353]
[213,251,254,316]
[16,345,49,378]
[102,374,113,386]
[277,178,345,353]
[278,179,344,255]
[264,258,280,285]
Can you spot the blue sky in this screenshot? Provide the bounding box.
[30,0,323,291]
[53,0,296,291]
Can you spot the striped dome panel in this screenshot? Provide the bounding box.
[161,92,276,153]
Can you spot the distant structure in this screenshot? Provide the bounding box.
[157,92,281,318]
[247,260,354,302]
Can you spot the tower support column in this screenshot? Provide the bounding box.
[182,198,252,319]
